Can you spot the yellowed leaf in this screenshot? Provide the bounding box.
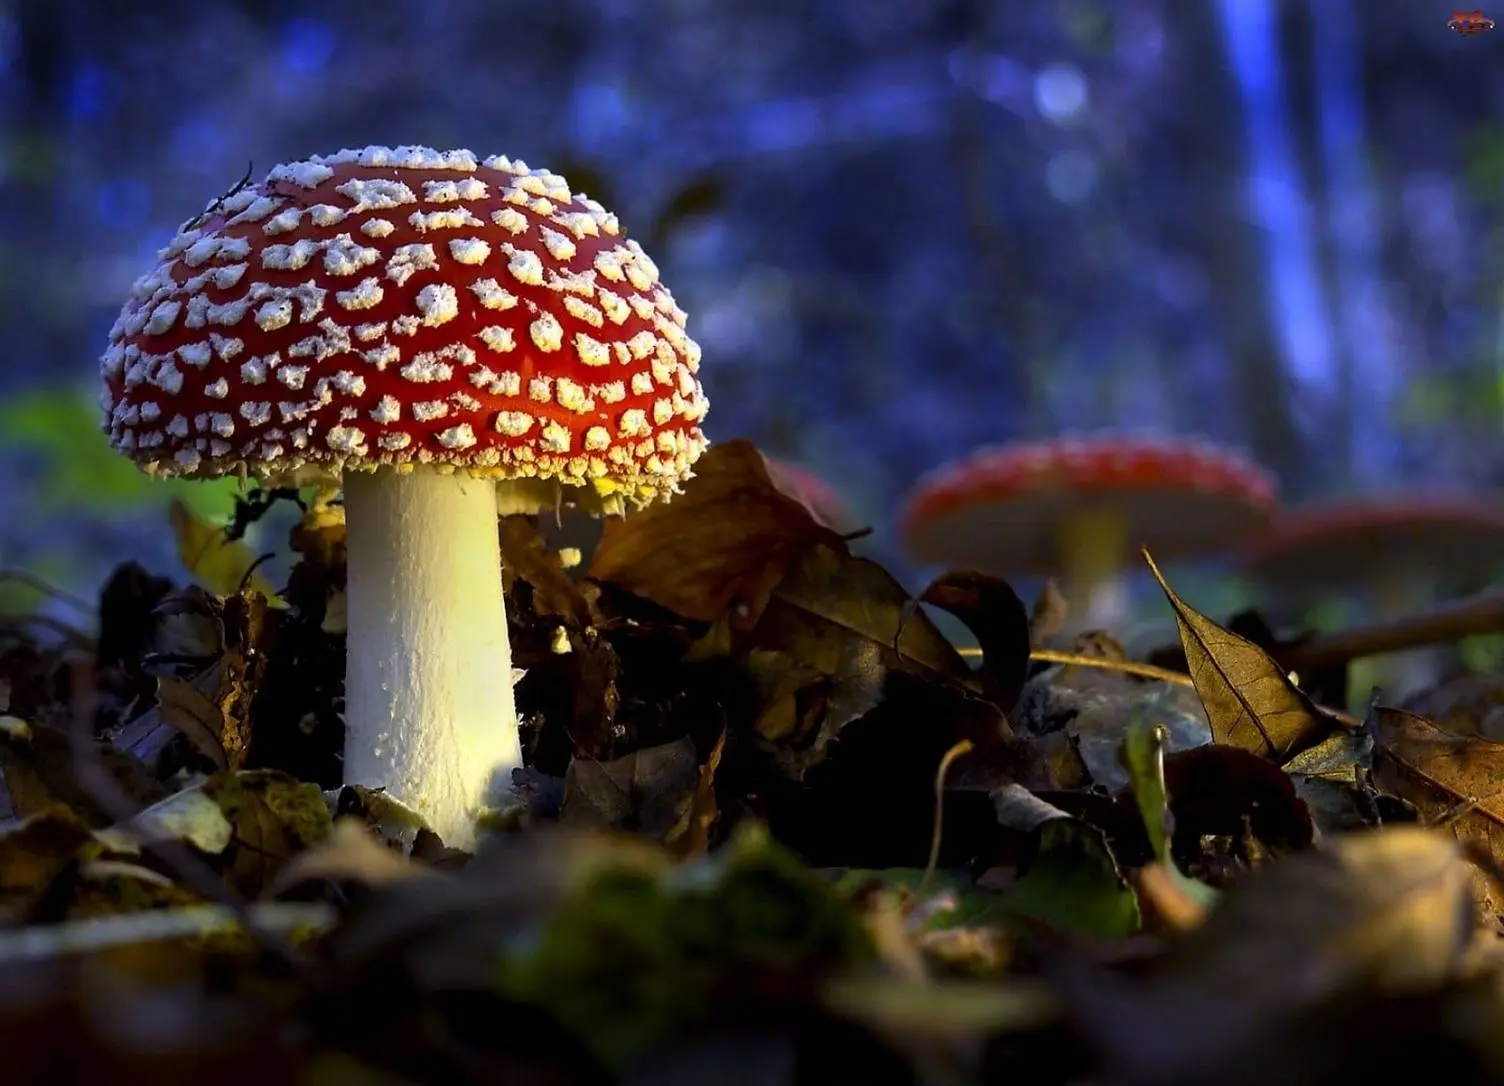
[1144,549,1331,761]
[168,497,280,601]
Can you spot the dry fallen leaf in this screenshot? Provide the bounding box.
[559,737,704,838]
[1065,826,1487,1085]
[1373,705,1504,915]
[588,439,846,625]
[1144,550,1332,761]
[662,729,725,859]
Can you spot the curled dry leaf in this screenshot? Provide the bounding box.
[1144,550,1333,762]
[917,570,1032,715]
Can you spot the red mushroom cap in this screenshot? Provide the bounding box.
[900,434,1278,572]
[100,146,709,508]
[764,458,853,529]
[1237,493,1504,589]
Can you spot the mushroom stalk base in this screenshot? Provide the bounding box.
[1056,508,1131,633]
[342,467,521,850]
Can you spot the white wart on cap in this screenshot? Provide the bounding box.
[99,145,709,509]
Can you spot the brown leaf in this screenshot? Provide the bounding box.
[1372,705,1504,915]
[770,543,976,686]
[1401,673,1504,741]
[558,738,703,838]
[1163,744,1317,856]
[0,719,164,825]
[663,730,725,858]
[0,804,96,913]
[587,440,846,625]
[1144,550,1332,761]
[155,672,229,770]
[499,514,600,626]
[1065,826,1486,1085]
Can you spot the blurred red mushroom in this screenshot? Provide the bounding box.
[764,457,856,533]
[899,434,1278,632]
[1239,494,1504,612]
[1237,493,1504,695]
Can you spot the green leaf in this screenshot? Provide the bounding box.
[1120,717,1219,911]
[0,384,242,519]
[991,785,1141,938]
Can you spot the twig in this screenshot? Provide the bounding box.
[960,644,1195,685]
[1030,648,1194,687]
[0,569,95,615]
[959,645,1364,730]
[1278,590,1504,672]
[918,739,974,896]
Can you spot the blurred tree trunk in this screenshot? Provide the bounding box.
[1181,2,1307,491]
[1,3,68,394]
[1288,0,1359,493]
[945,0,1050,439]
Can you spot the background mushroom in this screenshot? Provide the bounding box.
[1237,493,1504,697]
[99,145,709,848]
[899,434,1278,633]
[764,457,857,533]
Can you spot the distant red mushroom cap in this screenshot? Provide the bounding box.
[900,434,1278,572]
[764,458,852,529]
[100,145,709,508]
[1237,493,1504,589]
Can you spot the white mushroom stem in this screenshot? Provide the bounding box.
[1055,506,1132,633]
[341,465,521,850]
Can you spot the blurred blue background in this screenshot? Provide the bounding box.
[1,0,1502,637]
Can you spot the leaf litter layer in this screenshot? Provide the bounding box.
[2,437,1504,1084]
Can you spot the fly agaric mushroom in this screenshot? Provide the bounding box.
[1237,494,1504,692]
[764,458,855,532]
[99,146,709,848]
[899,434,1278,631]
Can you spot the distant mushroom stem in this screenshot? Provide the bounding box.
[1369,565,1445,697]
[341,465,521,850]
[1054,506,1132,631]
[1372,566,1437,619]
